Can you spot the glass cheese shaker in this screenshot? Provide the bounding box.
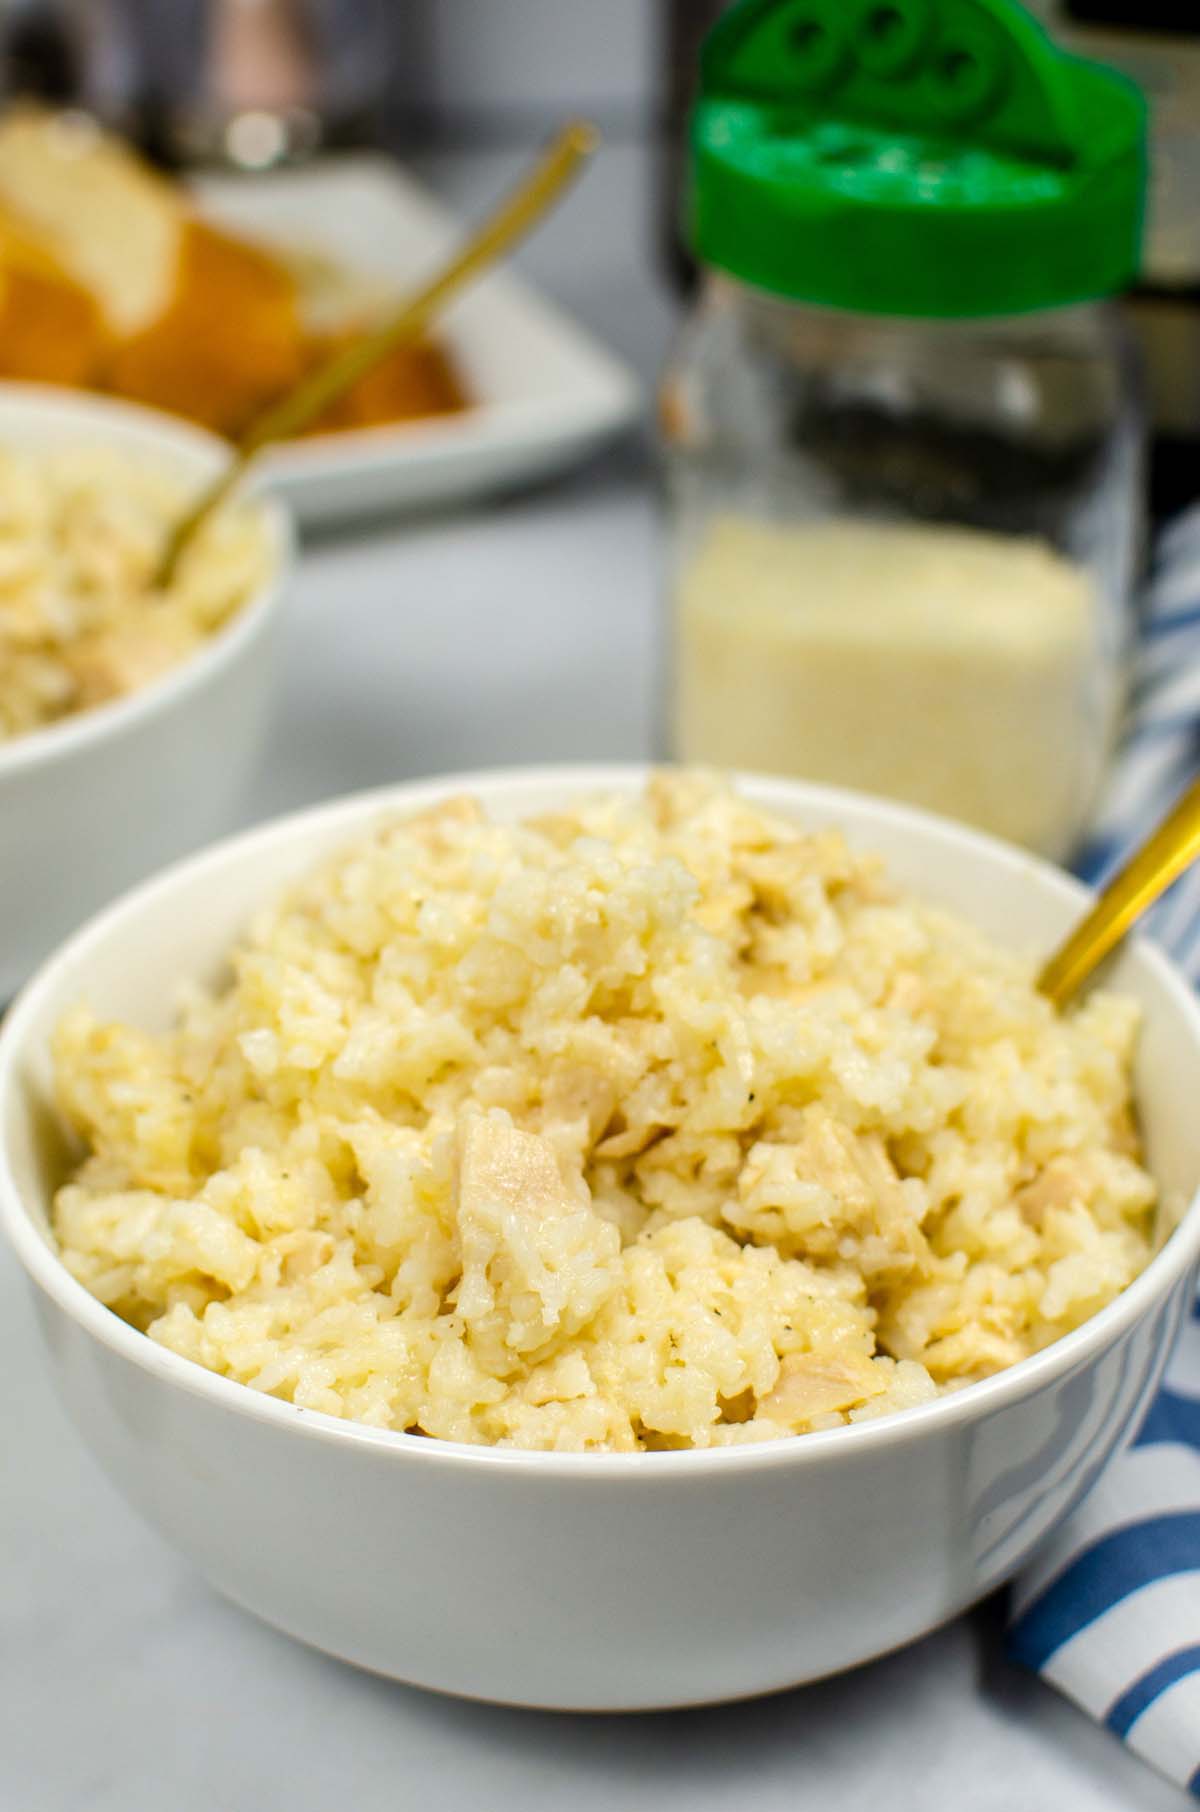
[661,0,1148,861]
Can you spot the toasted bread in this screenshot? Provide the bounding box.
[106,219,305,436]
[0,107,305,434]
[0,203,106,384]
[300,331,468,436]
[0,109,179,335]
[0,105,468,438]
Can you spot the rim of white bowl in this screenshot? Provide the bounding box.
[0,384,293,780]
[2,762,1199,1481]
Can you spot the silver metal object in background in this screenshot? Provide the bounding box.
[62,0,395,169]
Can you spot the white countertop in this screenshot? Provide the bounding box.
[1,139,1186,1811]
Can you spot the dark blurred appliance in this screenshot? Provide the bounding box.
[656,0,723,294]
[1044,1,1200,513]
[0,0,81,104]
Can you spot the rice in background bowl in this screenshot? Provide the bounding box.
[0,441,270,741]
[2,765,1199,1707]
[49,771,1157,1451]
[0,384,290,1000]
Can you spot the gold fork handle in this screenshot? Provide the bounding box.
[156,119,597,587]
[1038,773,1200,1007]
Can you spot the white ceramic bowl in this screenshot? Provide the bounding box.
[0,384,292,1002]
[2,766,1199,1712]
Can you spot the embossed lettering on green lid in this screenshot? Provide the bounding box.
[688,0,1147,316]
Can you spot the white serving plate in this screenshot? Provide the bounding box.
[191,157,642,528]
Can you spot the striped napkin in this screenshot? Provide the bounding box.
[1008,505,1200,1798]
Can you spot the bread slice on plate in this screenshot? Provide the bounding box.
[0,204,106,385]
[0,107,304,434]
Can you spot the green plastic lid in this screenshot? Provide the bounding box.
[688,0,1147,317]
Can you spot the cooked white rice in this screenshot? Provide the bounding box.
[0,443,269,741]
[52,773,1156,1451]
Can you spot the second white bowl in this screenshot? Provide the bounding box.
[0,384,292,1001]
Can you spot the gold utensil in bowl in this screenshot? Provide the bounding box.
[1039,774,1200,1007]
[156,119,598,586]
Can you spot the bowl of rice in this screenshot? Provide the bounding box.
[2,765,1198,1709]
[0,383,291,1001]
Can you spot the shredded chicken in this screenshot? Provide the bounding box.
[759,1352,886,1425]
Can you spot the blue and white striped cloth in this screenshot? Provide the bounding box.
[1008,505,1200,1798]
